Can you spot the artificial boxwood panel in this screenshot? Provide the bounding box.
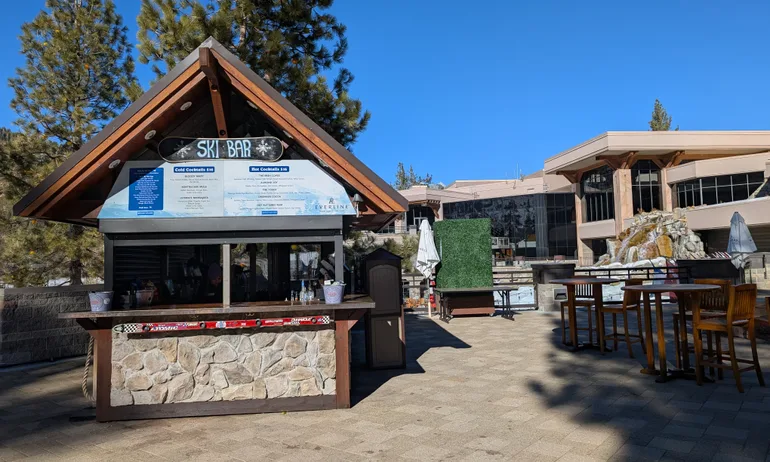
[434,218,493,289]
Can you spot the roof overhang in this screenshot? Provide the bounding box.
[545,131,770,180]
[13,38,406,231]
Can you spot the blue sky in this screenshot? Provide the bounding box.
[0,1,768,185]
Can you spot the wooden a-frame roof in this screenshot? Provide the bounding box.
[13,37,406,230]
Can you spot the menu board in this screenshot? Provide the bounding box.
[98,160,355,219]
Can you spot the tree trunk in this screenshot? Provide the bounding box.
[69,259,83,285]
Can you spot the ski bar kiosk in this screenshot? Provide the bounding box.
[13,38,407,421]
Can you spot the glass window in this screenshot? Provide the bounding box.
[701,177,716,188]
[631,160,661,213]
[717,186,733,203]
[733,184,749,201]
[581,166,614,222]
[717,175,732,186]
[702,186,717,205]
[748,172,764,184]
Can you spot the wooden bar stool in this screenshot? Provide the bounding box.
[560,284,596,345]
[693,284,765,393]
[672,278,730,370]
[597,279,646,357]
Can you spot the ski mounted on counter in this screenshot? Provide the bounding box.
[113,315,332,334]
[158,136,284,162]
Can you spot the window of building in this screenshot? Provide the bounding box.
[581,166,615,222]
[675,172,765,208]
[631,160,661,213]
[442,193,576,259]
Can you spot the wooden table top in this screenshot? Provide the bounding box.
[59,296,374,319]
[550,278,618,285]
[622,284,721,293]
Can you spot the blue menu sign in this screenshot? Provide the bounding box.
[128,168,163,214]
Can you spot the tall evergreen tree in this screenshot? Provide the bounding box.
[393,162,433,190]
[137,0,370,148]
[649,99,679,131]
[0,0,140,286]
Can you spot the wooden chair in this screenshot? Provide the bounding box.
[693,284,765,393]
[672,278,730,370]
[597,279,646,357]
[560,284,596,346]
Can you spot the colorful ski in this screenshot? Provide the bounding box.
[113,315,331,334]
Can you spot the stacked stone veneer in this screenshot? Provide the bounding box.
[0,285,100,366]
[111,328,336,406]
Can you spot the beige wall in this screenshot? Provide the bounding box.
[578,219,616,240]
[666,151,770,184]
[612,169,633,236]
[684,197,770,231]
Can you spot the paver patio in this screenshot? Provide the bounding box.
[1,305,769,461]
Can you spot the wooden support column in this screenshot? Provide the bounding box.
[613,168,634,236]
[222,244,231,308]
[335,308,367,408]
[200,47,228,138]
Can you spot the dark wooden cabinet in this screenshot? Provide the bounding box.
[363,249,406,369]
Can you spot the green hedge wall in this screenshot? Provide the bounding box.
[434,218,493,289]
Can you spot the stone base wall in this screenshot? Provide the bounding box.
[111,328,336,406]
[536,283,564,313]
[0,285,101,366]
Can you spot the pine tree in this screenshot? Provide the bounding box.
[0,0,140,286]
[393,162,433,190]
[649,99,679,131]
[136,0,370,148]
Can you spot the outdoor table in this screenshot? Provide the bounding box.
[551,278,617,352]
[623,284,720,383]
[435,286,519,323]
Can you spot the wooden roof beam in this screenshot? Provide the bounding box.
[556,170,582,184]
[596,154,623,170]
[665,150,686,168]
[620,151,639,169]
[200,47,228,138]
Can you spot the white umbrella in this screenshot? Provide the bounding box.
[727,211,756,271]
[416,219,440,316]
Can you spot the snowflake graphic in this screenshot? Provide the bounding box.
[256,140,271,155]
[174,141,193,158]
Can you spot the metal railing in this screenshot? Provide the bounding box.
[492,267,537,310]
[575,265,691,283]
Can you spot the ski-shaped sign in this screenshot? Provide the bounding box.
[112,315,331,334]
[158,136,284,162]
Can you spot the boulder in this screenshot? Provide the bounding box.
[178,341,201,373]
[284,334,308,358]
[253,379,267,399]
[211,369,228,389]
[121,352,144,371]
[218,363,253,385]
[266,374,288,398]
[125,371,153,391]
[158,338,178,363]
[167,373,194,402]
[143,349,169,374]
[317,330,335,355]
[656,235,673,258]
[222,383,253,401]
[111,388,133,407]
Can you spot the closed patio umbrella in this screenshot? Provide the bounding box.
[727,211,757,274]
[416,219,440,316]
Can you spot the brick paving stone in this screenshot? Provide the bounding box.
[648,436,696,453]
[526,440,573,458]
[614,443,665,461]
[705,425,749,441]
[662,424,706,438]
[0,310,768,461]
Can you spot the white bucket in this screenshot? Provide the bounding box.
[89,291,113,312]
[322,284,345,304]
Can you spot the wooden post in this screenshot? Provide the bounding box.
[222,244,231,308]
[335,309,366,408]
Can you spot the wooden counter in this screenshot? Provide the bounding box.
[64,296,373,422]
[59,296,375,319]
